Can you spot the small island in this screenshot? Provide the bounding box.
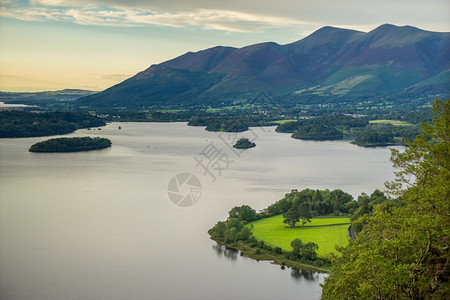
[29,137,111,152]
[350,130,395,147]
[233,138,256,149]
[291,124,343,141]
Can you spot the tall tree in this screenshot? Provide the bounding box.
[312,190,323,213]
[298,202,313,227]
[283,203,300,228]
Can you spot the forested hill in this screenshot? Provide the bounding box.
[78,24,449,109]
[0,111,105,138]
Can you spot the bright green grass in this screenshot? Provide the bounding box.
[273,119,297,124]
[247,215,351,257]
[369,119,412,126]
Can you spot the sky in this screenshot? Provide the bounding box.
[0,0,449,92]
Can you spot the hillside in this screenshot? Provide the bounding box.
[78,24,450,109]
[0,89,96,106]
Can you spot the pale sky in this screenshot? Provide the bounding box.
[0,0,449,92]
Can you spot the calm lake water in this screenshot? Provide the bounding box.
[0,122,401,300]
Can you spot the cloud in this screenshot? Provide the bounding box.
[25,0,450,27]
[91,73,132,81]
[0,4,311,32]
[2,0,449,32]
[126,9,310,32]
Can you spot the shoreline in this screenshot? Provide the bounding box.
[211,238,331,274]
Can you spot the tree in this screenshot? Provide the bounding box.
[300,242,319,261]
[228,205,257,223]
[283,203,300,228]
[210,221,226,240]
[267,189,297,215]
[226,217,244,232]
[312,189,324,214]
[233,138,256,149]
[224,227,239,243]
[239,227,252,241]
[329,189,354,214]
[298,202,313,227]
[290,238,304,259]
[290,238,319,261]
[321,99,450,299]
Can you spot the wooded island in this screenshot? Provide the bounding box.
[29,137,111,152]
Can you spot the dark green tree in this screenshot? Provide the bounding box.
[239,227,252,241]
[299,242,319,261]
[312,189,324,214]
[321,99,450,299]
[290,238,319,261]
[298,202,313,227]
[283,203,300,228]
[290,238,304,259]
[228,205,257,223]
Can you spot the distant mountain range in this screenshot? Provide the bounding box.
[0,89,96,106]
[79,24,449,108]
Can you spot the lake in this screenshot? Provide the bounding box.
[0,122,401,300]
[0,101,34,108]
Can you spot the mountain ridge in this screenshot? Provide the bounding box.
[79,24,450,108]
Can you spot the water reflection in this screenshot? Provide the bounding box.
[212,243,323,283]
[212,243,223,256]
[291,269,321,282]
[212,244,239,260]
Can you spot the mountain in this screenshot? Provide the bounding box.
[78,24,450,108]
[1,89,97,106]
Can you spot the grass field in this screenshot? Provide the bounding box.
[247,215,351,257]
[273,119,297,124]
[369,119,412,126]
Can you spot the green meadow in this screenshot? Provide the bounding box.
[369,119,412,126]
[273,119,298,124]
[247,215,351,257]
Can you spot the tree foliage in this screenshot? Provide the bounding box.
[233,138,256,149]
[290,238,319,261]
[268,188,355,217]
[29,137,111,152]
[228,205,258,223]
[276,114,368,133]
[283,203,301,228]
[291,124,344,141]
[0,111,105,138]
[321,99,450,300]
